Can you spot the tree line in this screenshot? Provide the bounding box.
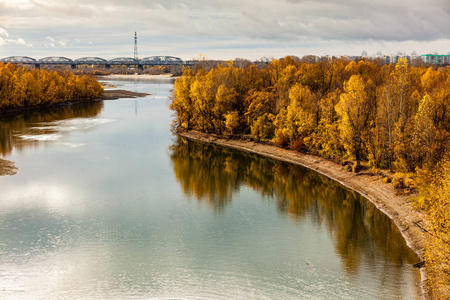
[170,56,450,297]
[0,62,103,113]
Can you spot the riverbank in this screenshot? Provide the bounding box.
[0,158,17,176]
[99,89,150,100]
[177,128,429,298]
[99,74,178,80]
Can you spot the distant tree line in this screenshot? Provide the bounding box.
[171,56,450,297]
[0,63,103,113]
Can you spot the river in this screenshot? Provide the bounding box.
[0,77,421,299]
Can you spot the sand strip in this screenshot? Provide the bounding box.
[0,158,18,176]
[98,74,178,80]
[99,89,150,100]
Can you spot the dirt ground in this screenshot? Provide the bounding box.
[99,89,150,100]
[178,129,430,298]
[0,158,17,176]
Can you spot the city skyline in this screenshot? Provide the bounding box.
[1,0,449,60]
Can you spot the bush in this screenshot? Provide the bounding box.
[392,176,405,191]
[290,137,307,152]
[274,128,289,148]
[224,111,240,135]
[250,113,275,141]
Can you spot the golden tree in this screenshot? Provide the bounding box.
[335,75,374,166]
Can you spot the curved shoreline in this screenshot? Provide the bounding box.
[177,129,429,299]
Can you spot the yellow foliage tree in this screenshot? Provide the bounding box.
[335,75,374,166]
[274,83,314,149]
[415,157,450,297]
[0,63,103,113]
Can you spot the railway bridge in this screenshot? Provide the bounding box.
[0,56,194,69]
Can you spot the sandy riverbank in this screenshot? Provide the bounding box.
[99,74,178,80]
[99,89,150,100]
[178,128,429,298]
[0,158,18,176]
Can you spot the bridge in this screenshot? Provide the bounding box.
[0,56,194,69]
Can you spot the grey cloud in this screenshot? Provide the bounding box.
[1,0,449,59]
[4,0,449,42]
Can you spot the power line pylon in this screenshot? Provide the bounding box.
[134,32,138,61]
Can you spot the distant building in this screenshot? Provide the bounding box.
[421,54,450,65]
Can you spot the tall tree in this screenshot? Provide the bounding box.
[336,75,374,166]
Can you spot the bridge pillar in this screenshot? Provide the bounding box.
[138,64,144,70]
[35,64,40,69]
[105,64,111,69]
[71,64,77,69]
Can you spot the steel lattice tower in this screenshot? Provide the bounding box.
[134,32,138,60]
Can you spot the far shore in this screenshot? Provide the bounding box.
[177,128,429,299]
[98,74,179,80]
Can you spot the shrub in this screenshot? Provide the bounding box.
[392,176,405,191]
[274,128,289,148]
[290,137,307,152]
[250,113,275,141]
[224,111,240,135]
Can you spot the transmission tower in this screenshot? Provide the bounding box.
[134,32,138,61]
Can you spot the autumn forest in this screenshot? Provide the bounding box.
[0,62,103,113]
[171,57,450,296]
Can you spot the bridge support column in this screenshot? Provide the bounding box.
[71,64,77,69]
[35,64,40,69]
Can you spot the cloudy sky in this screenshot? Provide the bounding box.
[0,0,449,60]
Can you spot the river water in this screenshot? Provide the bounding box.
[0,78,421,299]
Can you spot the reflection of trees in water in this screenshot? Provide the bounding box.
[0,102,103,156]
[170,137,245,213]
[170,136,419,284]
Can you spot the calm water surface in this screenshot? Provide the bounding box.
[0,78,421,299]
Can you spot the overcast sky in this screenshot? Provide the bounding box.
[1,0,449,60]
